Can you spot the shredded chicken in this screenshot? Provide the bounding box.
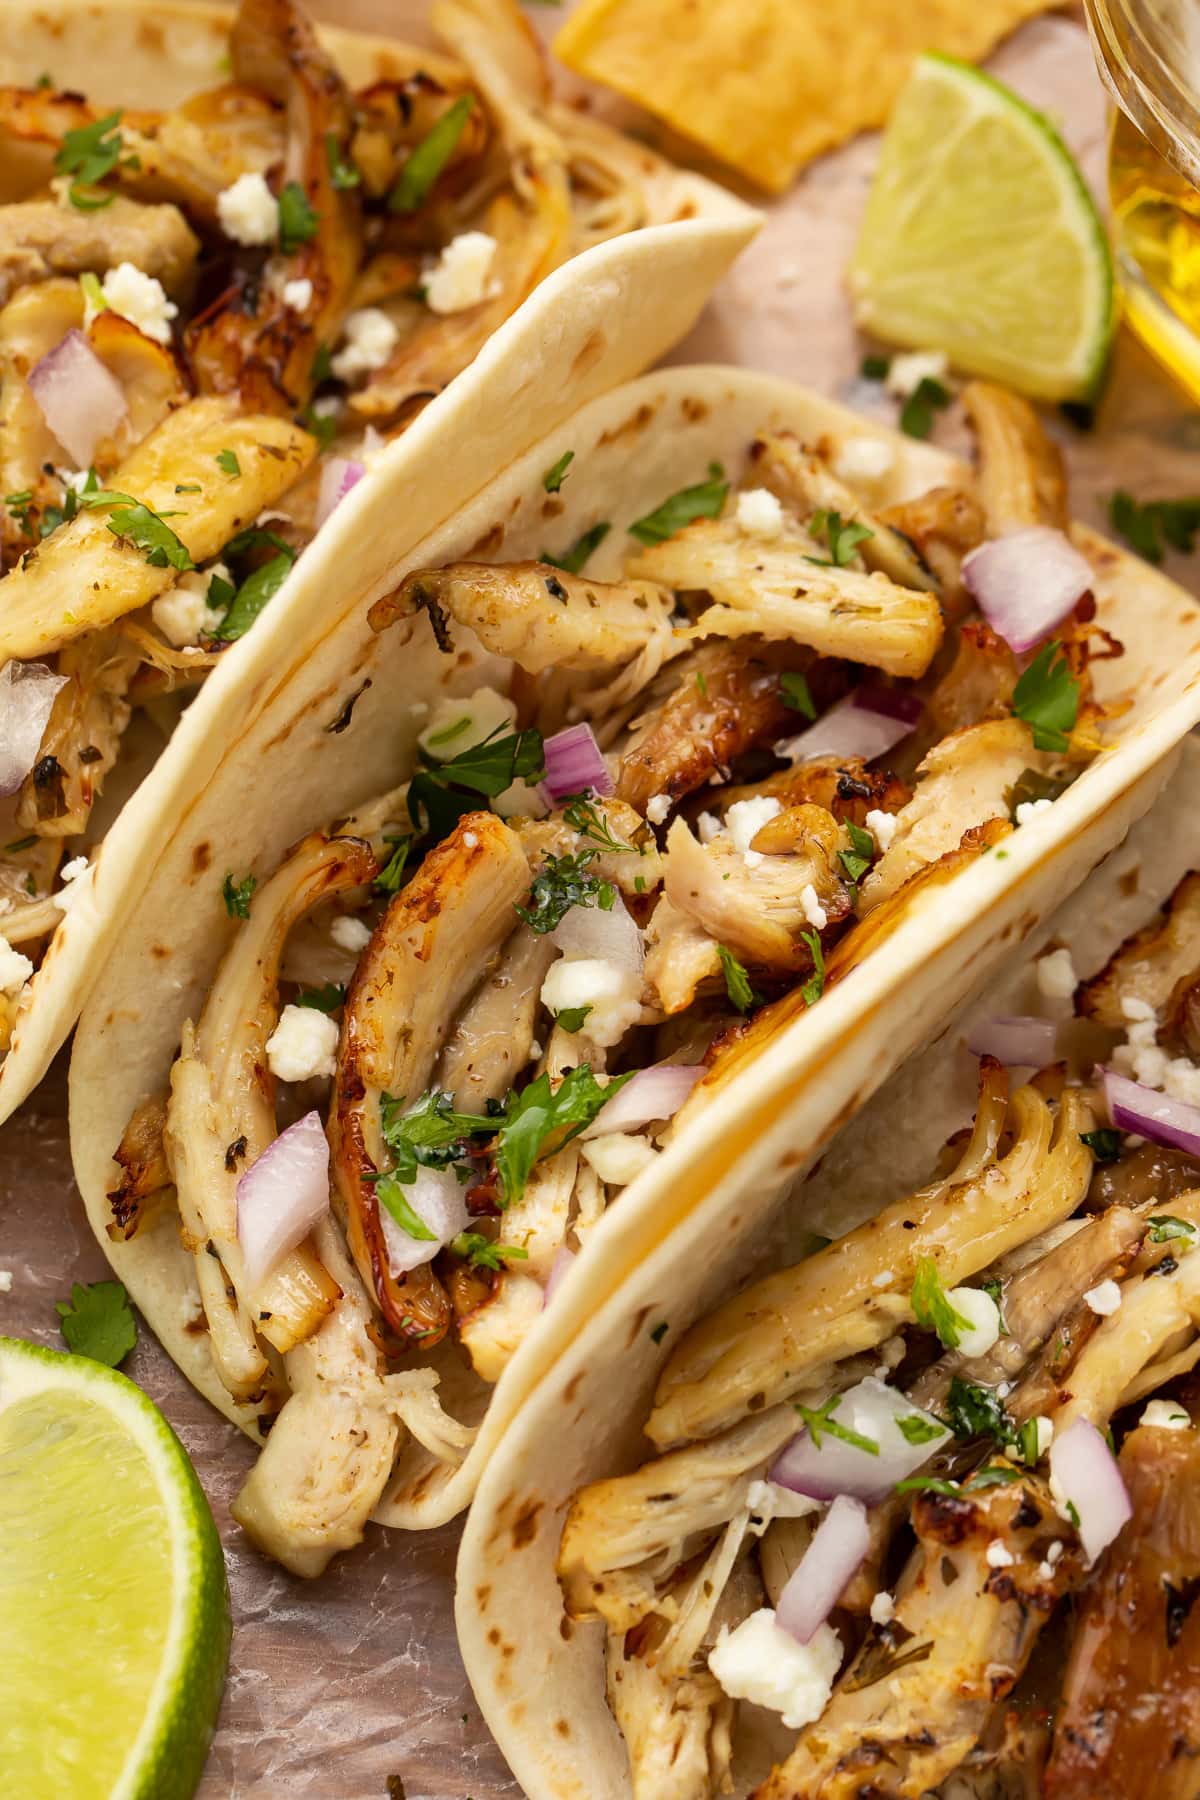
[0,195,198,306]
[878,483,986,615]
[607,1639,734,1800]
[1077,869,1200,1036]
[962,380,1069,534]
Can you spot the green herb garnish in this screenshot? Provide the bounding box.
[964,1464,1023,1492]
[389,94,474,213]
[54,110,133,209]
[278,180,319,252]
[494,1065,632,1206]
[1012,641,1080,753]
[516,851,615,935]
[806,508,874,568]
[543,450,574,494]
[562,794,637,853]
[56,1278,137,1365]
[296,982,345,1013]
[553,1004,593,1034]
[780,671,816,719]
[407,724,544,838]
[910,1258,972,1349]
[899,376,951,440]
[374,1174,438,1240]
[945,1376,1014,1446]
[325,131,361,190]
[1108,490,1200,564]
[795,1394,879,1456]
[800,929,825,1007]
[839,819,875,886]
[215,449,241,477]
[1080,1128,1122,1163]
[374,835,412,895]
[450,1232,529,1271]
[1149,1213,1198,1243]
[221,871,256,918]
[541,521,611,575]
[79,490,193,570]
[896,1413,946,1446]
[628,462,728,545]
[717,943,761,1014]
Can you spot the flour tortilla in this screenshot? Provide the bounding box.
[0,0,756,1124]
[69,363,1200,1534]
[456,735,1200,1800]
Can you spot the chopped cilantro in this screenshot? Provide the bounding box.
[56,1278,137,1366]
[628,463,728,545]
[378,1089,495,1187]
[839,819,875,886]
[374,1173,438,1240]
[1149,1213,1198,1243]
[79,271,108,315]
[389,94,475,213]
[325,131,360,189]
[296,982,345,1013]
[1080,1127,1122,1163]
[541,521,611,575]
[516,851,615,934]
[311,343,333,385]
[374,835,411,895]
[1064,1497,1081,1526]
[79,490,193,570]
[1108,490,1200,564]
[899,377,951,440]
[543,450,574,493]
[450,1232,529,1272]
[4,490,33,534]
[215,448,241,477]
[1005,767,1075,818]
[981,1276,1008,1333]
[54,110,134,209]
[278,180,319,252]
[963,1464,1023,1492]
[800,929,825,1007]
[695,672,708,698]
[909,1257,972,1349]
[408,724,544,838]
[553,1004,593,1034]
[896,1413,946,1446]
[781,671,816,719]
[1012,641,1079,753]
[945,1376,1014,1446]
[860,353,890,380]
[894,1475,961,1497]
[794,1394,879,1456]
[301,400,338,452]
[4,836,36,854]
[210,532,298,642]
[561,794,637,853]
[221,871,256,919]
[174,482,202,495]
[717,943,761,1014]
[806,508,874,568]
[494,1065,633,1206]
[426,714,472,749]
[1015,1418,1041,1466]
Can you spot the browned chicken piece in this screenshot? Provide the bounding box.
[16,628,141,836]
[106,1092,171,1242]
[607,1643,733,1800]
[878,483,986,618]
[433,923,556,1107]
[905,620,1019,769]
[756,1470,1082,1800]
[372,560,674,673]
[643,894,723,1015]
[748,430,939,591]
[716,755,910,827]
[330,811,529,1344]
[1045,1403,1200,1799]
[615,642,828,816]
[1087,1140,1200,1214]
[858,718,1056,913]
[662,804,850,972]
[648,1075,1095,1450]
[187,0,363,412]
[0,195,199,307]
[629,517,944,681]
[962,380,1069,535]
[350,72,488,203]
[1078,870,1200,1041]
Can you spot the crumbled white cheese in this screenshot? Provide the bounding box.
[1140,1398,1191,1430]
[99,262,178,346]
[800,883,827,930]
[1084,1279,1122,1317]
[709,1610,841,1731]
[580,1131,658,1186]
[217,171,278,246]
[1122,995,1156,1023]
[864,808,897,853]
[53,856,91,913]
[282,276,313,311]
[493,778,546,820]
[0,1270,11,1294]
[1037,1559,1055,1581]
[331,307,400,381]
[311,394,342,422]
[463,831,478,849]
[0,940,33,997]
[1035,947,1077,1002]
[868,1590,895,1626]
[419,685,516,761]
[1014,797,1053,827]
[871,1269,894,1289]
[725,795,781,869]
[735,487,785,539]
[540,957,642,1050]
[985,1539,1015,1569]
[946,1285,1002,1358]
[645,793,672,826]
[265,1004,339,1083]
[1035,1415,1054,1457]
[330,914,371,954]
[745,1479,819,1528]
[152,564,229,648]
[885,350,949,397]
[424,231,497,315]
[696,810,723,845]
[58,467,93,496]
[833,436,896,487]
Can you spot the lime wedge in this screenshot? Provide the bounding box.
[0,1338,230,1799]
[849,53,1116,401]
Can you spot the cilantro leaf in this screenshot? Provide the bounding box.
[389,94,475,213]
[628,463,728,545]
[1080,1127,1122,1163]
[800,929,825,1007]
[1005,767,1075,818]
[1108,490,1200,564]
[374,1173,438,1240]
[379,1089,495,1187]
[278,181,319,252]
[899,377,951,440]
[909,1257,973,1349]
[1149,1213,1198,1244]
[860,353,890,380]
[781,671,816,719]
[981,1276,1008,1334]
[54,110,129,209]
[839,819,875,886]
[80,490,193,570]
[450,1231,529,1272]
[4,490,33,534]
[963,1463,1023,1492]
[717,942,761,1014]
[806,509,874,568]
[495,1065,633,1206]
[215,449,240,477]
[561,795,638,853]
[894,1475,961,1497]
[553,1004,592,1033]
[374,835,411,895]
[296,982,345,1012]
[408,725,544,839]
[301,401,339,452]
[543,450,574,494]
[896,1413,946,1445]
[325,131,360,190]
[944,1376,1015,1445]
[516,851,615,934]
[541,521,611,575]
[221,871,256,919]
[1012,641,1080,753]
[794,1394,879,1456]
[210,535,298,643]
[56,1279,137,1366]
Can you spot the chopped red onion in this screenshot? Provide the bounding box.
[315,456,365,528]
[378,1165,471,1277]
[0,659,68,796]
[1101,1067,1200,1158]
[962,527,1094,654]
[966,1015,1057,1068]
[580,1062,704,1137]
[543,1244,576,1307]
[28,329,127,467]
[1049,1416,1131,1563]
[775,1494,870,1644]
[771,1377,951,1503]
[236,1111,330,1288]
[777,686,922,765]
[542,723,611,803]
[552,889,643,972]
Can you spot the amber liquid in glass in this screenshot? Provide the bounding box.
[1109,108,1200,396]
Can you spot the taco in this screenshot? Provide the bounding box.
[69,362,1200,1580]
[0,0,752,1121]
[456,736,1200,1800]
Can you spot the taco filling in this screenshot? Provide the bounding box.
[557,870,1200,1800]
[0,0,694,1056]
[105,379,1125,1576]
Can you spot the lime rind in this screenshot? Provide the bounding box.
[0,1338,230,1800]
[850,51,1116,401]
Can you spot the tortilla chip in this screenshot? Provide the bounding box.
[555,0,1056,192]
